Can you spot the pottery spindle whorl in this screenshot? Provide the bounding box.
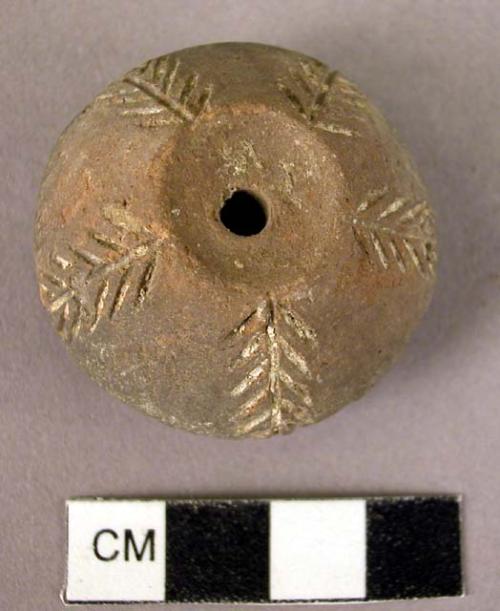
[35,43,437,438]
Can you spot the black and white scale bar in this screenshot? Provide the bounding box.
[65,496,463,604]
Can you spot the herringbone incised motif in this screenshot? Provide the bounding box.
[228,295,318,438]
[97,56,213,127]
[39,207,164,341]
[352,188,436,276]
[278,61,356,136]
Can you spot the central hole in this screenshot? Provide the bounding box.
[219,190,267,236]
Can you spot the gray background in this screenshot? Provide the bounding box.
[1,0,499,609]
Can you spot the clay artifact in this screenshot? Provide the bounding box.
[35,43,437,438]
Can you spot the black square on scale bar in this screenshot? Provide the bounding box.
[367,496,462,600]
[166,500,269,602]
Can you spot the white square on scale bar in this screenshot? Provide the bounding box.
[270,499,367,601]
[66,499,166,603]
